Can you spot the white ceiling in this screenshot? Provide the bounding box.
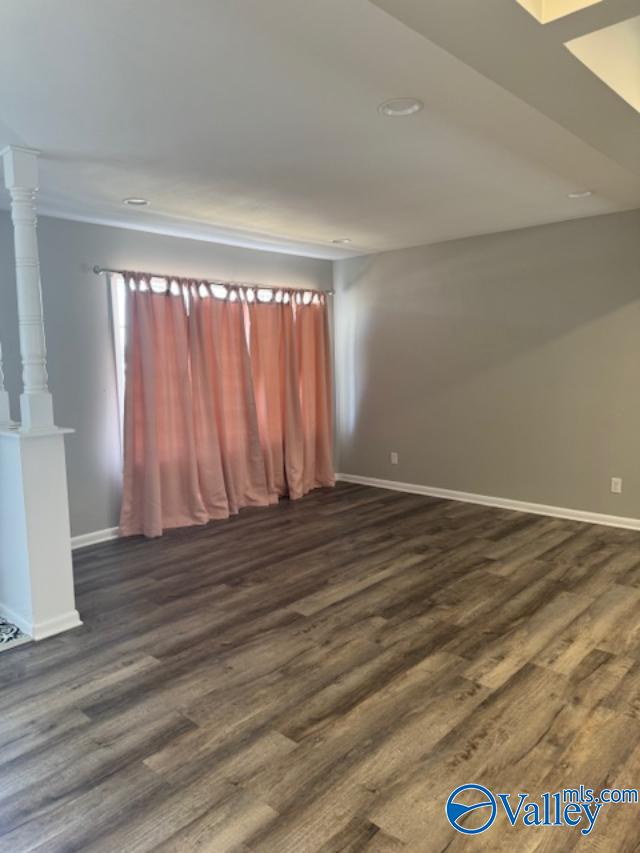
[0,0,638,259]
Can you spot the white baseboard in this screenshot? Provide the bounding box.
[68,478,640,552]
[31,610,83,641]
[336,473,640,531]
[0,602,82,640]
[71,526,119,550]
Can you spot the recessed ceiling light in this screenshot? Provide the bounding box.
[123,197,149,206]
[568,190,593,199]
[332,238,352,244]
[378,97,424,117]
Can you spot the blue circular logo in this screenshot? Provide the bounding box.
[446,784,497,835]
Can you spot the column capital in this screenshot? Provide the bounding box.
[2,146,40,191]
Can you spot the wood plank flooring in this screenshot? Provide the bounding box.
[2,483,640,851]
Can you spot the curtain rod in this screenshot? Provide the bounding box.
[92,266,334,295]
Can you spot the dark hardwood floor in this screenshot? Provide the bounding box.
[2,483,640,851]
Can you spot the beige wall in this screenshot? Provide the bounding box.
[334,209,640,518]
[0,213,332,537]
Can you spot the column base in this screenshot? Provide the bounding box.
[0,428,81,641]
[0,601,82,640]
[20,391,55,432]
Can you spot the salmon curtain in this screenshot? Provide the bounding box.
[119,276,334,538]
[190,290,272,516]
[296,295,334,495]
[248,297,305,499]
[119,283,209,537]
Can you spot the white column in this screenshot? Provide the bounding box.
[0,341,10,428]
[1,146,54,431]
[0,146,81,640]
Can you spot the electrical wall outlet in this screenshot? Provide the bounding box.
[611,477,623,494]
[390,451,399,465]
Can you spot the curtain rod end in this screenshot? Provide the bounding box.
[93,265,103,275]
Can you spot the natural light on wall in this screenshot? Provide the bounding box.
[515,0,602,24]
[109,274,127,448]
[565,15,640,114]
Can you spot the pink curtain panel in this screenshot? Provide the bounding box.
[120,277,334,538]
